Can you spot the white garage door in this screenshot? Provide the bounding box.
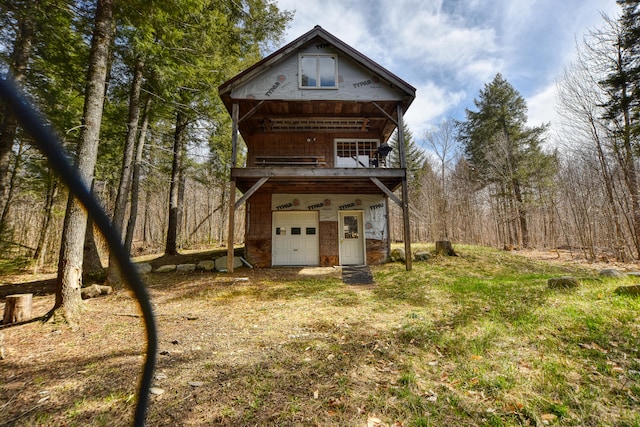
[272,211,319,266]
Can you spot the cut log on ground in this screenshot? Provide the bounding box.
[435,240,457,256]
[2,293,33,324]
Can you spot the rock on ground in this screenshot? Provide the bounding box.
[81,284,113,299]
[547,276,580,289]
[135,263,152,274]
[197,260,216,271]
[176,264,196,272]
[390,248,406,263]
[615,285,640,296]
[214,256,243,271]
[155,264,176,273]
[414,251,432,261]
[599,269,623,278]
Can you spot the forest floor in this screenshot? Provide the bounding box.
[1,244,640,426]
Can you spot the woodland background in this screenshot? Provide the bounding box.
[1,0,639,277]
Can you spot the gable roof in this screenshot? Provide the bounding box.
[218,25,416,109]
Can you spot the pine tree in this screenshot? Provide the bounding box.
[0,0,36,232]
[456,73,554,248]
[389,122,426,184]
[617,0,640,136]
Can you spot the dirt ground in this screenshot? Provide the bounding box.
[0,251,349,426]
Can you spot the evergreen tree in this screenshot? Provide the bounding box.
[617,0,640,137]
[456,73,554,248]
[389,122,426,183]
[0,0,35,213]
[0,0,87,262]
[601,2,639,140]
[53,0,115,323]
[139,0,291,255]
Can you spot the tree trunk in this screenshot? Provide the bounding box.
[592,122,627,261]
[142,173,152,244]
[177,170,186,248]
[0,140,27,231]
[165,109,188,256]
[33,175,58,271]
[124,97,151,254]
[83,214,104,280]
[106,57,144,285]
[0,2,34,212]
[435,240,456,256]
[513,180,529,248]
[53,0,114,324]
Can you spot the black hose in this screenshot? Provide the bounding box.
[0,76,157,427]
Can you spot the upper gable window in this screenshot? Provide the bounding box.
[299,54,337,89]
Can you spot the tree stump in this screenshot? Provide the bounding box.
[435,240,456,256]
[2,293,33,324]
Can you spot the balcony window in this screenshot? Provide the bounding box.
[299,54,337,89]
[335,139,383,168]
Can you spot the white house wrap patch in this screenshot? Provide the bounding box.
[272,194,387,240]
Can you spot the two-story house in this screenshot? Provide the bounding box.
[218,25,415,271]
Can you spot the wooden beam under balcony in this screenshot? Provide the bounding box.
[231,167,405,196]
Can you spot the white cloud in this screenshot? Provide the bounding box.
[527,83,557,129]
[404,82,466,136]
[275,0,370,48]
[272,0,621,141]
[369,1,501,80]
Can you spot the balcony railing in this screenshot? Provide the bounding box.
[253,154,391,168]
[254,155,326,166]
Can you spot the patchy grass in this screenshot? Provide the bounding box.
[1,245,640,426]
[0,255,32,276]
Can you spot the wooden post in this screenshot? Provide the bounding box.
[227,181,236,272]
[3,293,32,324]
[397,104,412,271]
[227,102,239,273]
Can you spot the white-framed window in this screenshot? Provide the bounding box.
[335,139,381,168]
[299,54,338,89]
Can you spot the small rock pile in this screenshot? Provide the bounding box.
[137,255,245,275]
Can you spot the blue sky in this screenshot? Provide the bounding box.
[272,0,620,140]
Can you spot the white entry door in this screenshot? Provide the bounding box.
[339,211,365,265]
[272,211,319,266]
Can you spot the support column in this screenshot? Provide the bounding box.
[227,103,239,272]
[397,104,412,271]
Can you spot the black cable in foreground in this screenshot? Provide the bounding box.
[0,76,157,427]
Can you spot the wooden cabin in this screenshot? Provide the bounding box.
[218,25,416,271]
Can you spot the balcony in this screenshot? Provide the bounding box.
[232,165,404,196]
